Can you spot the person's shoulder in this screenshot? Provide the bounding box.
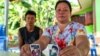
[34,26,42,30]
[45,25,57,30]
[19,26,26,29]
[70,22,85,30]
[71,22,84,26]
[19,26,26,31]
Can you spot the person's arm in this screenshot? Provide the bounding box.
[20,35,51,56]
[59,35,89,56]
[34,35,50,51]
[75,25,90,56]
[18,31,24,49]
[59,24,90,56]
[75,35,90,56]
[39,28,43,36]
[21,27,51,56]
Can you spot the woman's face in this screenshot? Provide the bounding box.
[56,3,71,24]
[25,14,36,26]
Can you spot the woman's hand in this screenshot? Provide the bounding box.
[20,44,31,56]
[59,46,81,56]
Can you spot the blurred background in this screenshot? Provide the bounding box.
[0,0,100,56]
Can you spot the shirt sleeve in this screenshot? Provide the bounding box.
[42,28,52,38]
[75,24,87,36]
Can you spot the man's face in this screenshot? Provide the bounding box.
[25,14,36,26]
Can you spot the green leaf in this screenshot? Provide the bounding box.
[21,0,31,9]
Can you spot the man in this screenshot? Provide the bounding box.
[18,10,42,56]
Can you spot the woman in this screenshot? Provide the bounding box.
[21,1,90,56]
[18,10,42,56]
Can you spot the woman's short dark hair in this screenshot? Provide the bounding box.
[55,0,72,12]
[25,10,36,18]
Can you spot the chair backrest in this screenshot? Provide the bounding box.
[0,25,7,51]
[0,24,6,36]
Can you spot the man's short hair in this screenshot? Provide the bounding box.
[24,10,36,20]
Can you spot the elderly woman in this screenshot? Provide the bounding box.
[21,1,90,56]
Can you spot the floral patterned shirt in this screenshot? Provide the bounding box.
[42,22,86,46]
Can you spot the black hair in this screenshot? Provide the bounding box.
[71,15,80,21]
[25,10,36,20]
[52,45,58,51]
[55,0,72,12]
[71,15,80,18]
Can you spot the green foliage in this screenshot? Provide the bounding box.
[21,0,31,9]
[0,1,4,25]
[8,0,58,32]
[0,0,59,37]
